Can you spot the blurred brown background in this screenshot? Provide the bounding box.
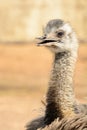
[0,0,87,130]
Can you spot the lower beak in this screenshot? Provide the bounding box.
[37,39,57,46]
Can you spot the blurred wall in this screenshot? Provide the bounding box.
[0,0,87,42]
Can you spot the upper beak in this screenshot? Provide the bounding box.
[36,37,44,40]
[36,36,57,46]
[36,36,46,40]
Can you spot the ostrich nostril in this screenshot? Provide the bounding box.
[42,36,46,39]
[36,35,46,40]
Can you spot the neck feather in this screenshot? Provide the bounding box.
[45,51,77,124]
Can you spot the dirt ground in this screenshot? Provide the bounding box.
[0,43,87,130]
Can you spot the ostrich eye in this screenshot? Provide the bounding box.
[57,31,65,38]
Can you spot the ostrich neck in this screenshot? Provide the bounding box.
[45,51,77,125]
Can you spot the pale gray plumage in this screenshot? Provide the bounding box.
[26,19,87,130]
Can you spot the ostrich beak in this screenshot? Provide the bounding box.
[37,39,57,46]
[36,37,57,46]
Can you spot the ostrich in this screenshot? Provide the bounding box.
[26,19,87,130]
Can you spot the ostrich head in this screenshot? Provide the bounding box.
[37,19,78,53]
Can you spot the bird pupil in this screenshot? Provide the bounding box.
[57,31,64,37]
